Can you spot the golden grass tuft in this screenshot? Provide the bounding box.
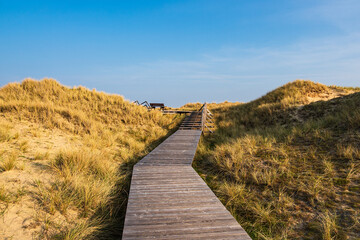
[0,152,18,172]
[319,211,338,240]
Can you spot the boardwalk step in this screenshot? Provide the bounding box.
[122,105,250,240]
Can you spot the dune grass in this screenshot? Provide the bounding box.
[0,78,176,135]
[194,80,360,239]
[0,152,18,172]
[2,78,359,239]
[0,78,182,239]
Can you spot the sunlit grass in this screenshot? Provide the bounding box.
[0,152,18,172]
[194,80,360,239]
[0,78,182,239]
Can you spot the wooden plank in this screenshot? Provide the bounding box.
[138,161,194,166]
[122,122,251,239]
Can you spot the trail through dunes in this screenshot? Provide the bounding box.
[1,79,359,239]
[122,110,250,239]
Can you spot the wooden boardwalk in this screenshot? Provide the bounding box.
[122,109,251,239]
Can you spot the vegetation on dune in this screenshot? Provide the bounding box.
[2,78,359,239]
[180,101,242,111]
[194,80,360,239]
[0,78,173,134]
[0,79,181,239]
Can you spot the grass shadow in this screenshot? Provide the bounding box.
[192,92,360,239]
[91,123,181,239]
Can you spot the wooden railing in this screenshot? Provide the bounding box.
[133,100,151,108]
[199,103,214,133]
[135,101,214,132]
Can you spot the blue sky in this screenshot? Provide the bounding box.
[1,0,359,106]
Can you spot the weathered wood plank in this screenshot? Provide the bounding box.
[122,126,251,239]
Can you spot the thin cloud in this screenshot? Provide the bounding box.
[115,33,360,82]
[101,30,360,106]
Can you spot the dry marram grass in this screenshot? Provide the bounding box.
[194,80,360,239]
[0,78,182,239]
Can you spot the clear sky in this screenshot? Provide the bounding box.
[1,0,359,107]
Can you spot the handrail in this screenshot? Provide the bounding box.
[176,102,214,133]
[141,101,151,108]
[201,103,206,132]
[134,100,151,109]
[200,103,213,133]
[198,103,205,112]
